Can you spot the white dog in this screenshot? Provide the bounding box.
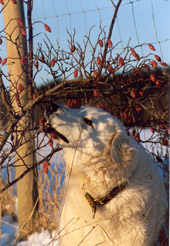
[44,103,166,246]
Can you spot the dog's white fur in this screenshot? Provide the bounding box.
[45,104,166,246]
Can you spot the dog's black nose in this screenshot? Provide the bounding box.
[46,103,60,115]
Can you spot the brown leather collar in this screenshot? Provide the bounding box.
[85,183,127,218]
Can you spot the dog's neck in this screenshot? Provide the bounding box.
[85,182,127,218]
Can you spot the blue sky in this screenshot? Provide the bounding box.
[31,0,170,55]
[0,0,170,86]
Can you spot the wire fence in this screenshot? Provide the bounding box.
[31,0,170,60]
[0,0,170,85]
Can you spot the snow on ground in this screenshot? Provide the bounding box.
[1,215,59,246]
[17,230,59,246]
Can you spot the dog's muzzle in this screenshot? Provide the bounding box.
[43,103,69,144]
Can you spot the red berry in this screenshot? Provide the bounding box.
[148,43,156,51]
[97,104,105,109]
[33,93,37,100]
[44,24,51,33]
[1,58,7,66]
[118,57,124,67]
[93,70,98,78]
[135,134,140,142]
[155,80,161,88]
[40,116,46,126]
[43,161,50,174]
[108,65,114,74]
[93,89,98,97]
[134,54,140,61]
[132,129,136,137]
[130,90,136,99]
[17,83,24,94]
[20,56,27,65]
[50,58,55,67]
[17,18,24,27]
[98,40,103,47]
[49,138,53,147]
[20,57,24,65]
[160,62,168,67]
[67,99,72,108]
[49,131,58,139]
[150,60,157,69]
[154,55,161,62]
[74,69,78,78]
[0,0,4,4]
[123,112,128,120]
[131,49,137,57]
[108,40,112,47]
[145,65,150,71]
[34,61,39,69]
[73,99,78,104]
[71,45,76,53]
[135,106,142,112]
[21,28,26,36]
[97,56,102,66]
[43,165,48,174]
[44,161,50,166]
[139,90,144,97]
[150,73,156,82]
[126,117,131,124]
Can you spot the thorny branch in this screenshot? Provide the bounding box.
[0,146,61,193]
[100,0,122,74]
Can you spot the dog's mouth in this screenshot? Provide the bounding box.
[43,123,69,144]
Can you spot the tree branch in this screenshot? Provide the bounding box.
[0,146,62,193]
[100,0,122,74]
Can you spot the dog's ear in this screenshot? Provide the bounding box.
[110,132,136,164]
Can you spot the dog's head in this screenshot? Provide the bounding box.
[44,103,138,172]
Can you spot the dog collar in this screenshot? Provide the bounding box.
[85,183,127,218]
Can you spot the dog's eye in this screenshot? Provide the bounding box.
[83,117,93,127]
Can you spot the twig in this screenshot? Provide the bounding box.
[100,0,122,74]
[0,147,61,194]
[0,71,15,120]
[110,0,116,8]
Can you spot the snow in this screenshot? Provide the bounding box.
[17,229,59,246]
[1,216,59,246]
